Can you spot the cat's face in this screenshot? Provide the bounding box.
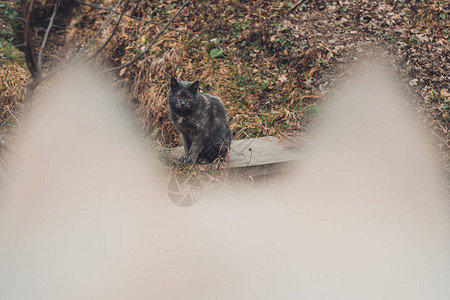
[168,78,200,113]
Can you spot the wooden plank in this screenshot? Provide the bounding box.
[166,136,304,177]
[228,136,301,168]
[229,161,295,178]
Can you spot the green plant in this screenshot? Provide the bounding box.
[0,39,25,66]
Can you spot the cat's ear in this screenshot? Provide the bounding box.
[170,77,179,89]
[190,80,200,92]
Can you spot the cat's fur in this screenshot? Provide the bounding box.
[168,78,232,164]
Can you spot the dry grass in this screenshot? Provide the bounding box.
[0,64,27,131]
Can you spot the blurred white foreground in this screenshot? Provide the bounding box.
[0,67,448,299]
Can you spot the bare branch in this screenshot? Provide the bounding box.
[36,0,124,83]
[23,0,197,98]
[5,16,26,22]
[21,0,127,113]
[82,0,130,63]
[8,15,62,31]
[38,0,61,71]
[74,0,187,35]
[22,0,40,114]
[288,0,309,13]
[23,76,39,115]
[76,0,123,58]
[23,0,39,79]
[75,0,226,51]
[99,0,193,74]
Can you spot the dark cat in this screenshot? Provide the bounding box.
[168,78,232,164]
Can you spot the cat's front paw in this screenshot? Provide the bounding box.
[197,156,211,165]
[179,155,196,165]
[178,156,187,163]
[185,153,199,165]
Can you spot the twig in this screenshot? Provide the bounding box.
[82,0,130,63]
[47,54,66,63]
[288,0,309,13]
[76,0,123,58]
[74,0,186,34]
[38,0,61,71]
[75,0,226,50]
[5,16,26,22]
[240,148,253,176]
[37,0,219,83]
[99,0,193,74]
[7,15,61,31]
[35,0,123,83]
[6,105,21,129]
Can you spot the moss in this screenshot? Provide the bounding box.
[0,40,26,67]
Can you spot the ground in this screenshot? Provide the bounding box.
[0,0,449,186]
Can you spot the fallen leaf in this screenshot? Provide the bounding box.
[119,67,127,77]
